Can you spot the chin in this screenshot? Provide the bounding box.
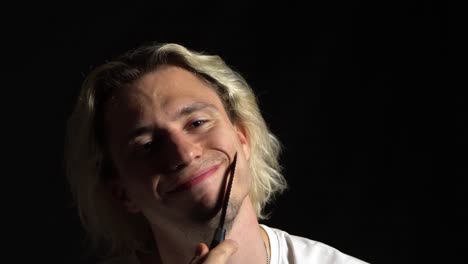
[186,192,225,223]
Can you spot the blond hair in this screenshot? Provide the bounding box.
[65,43,287,256]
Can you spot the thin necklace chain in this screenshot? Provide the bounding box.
[263,238,270,264]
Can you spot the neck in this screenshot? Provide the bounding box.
[146,197,269,264]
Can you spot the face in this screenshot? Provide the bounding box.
[104,65,251,228]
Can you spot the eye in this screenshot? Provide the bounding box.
[191,120,207,128]
[130,134,158,157]
[142,141,153,151]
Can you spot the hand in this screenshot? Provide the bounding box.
[189,239,238,264]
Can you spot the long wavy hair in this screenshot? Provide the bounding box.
[65,43,287,257]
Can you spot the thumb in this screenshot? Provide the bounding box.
[202,239,238,263]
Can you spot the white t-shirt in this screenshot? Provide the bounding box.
[261,224,369,264]
[100,225,369,264]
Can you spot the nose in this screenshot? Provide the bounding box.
[165,131,202,171]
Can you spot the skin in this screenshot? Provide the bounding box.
[104,65,269,264]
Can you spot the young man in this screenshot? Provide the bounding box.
[65,43,368,264]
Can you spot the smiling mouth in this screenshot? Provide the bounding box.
[168,164,221,193]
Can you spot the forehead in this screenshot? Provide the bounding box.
[106,65,226,119]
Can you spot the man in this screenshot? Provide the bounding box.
[65,43,368,264]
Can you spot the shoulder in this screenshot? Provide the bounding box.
[261,224,369,264]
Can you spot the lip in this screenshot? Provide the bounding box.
[167,164,221,193]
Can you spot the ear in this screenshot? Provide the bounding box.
[234,123,250,161]
[108,179,141,213]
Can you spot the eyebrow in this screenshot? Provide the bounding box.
[173,102,218,121]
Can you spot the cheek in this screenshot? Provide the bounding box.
[118,155,162,185]
[120,167,163,199]
[239,156,253,186]
[203,127,238,153]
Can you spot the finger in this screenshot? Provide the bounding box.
[202,239,238,264]
[197,243,210,257]
[189,243,210,264]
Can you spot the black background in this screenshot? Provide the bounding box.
[6,1,464,264]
